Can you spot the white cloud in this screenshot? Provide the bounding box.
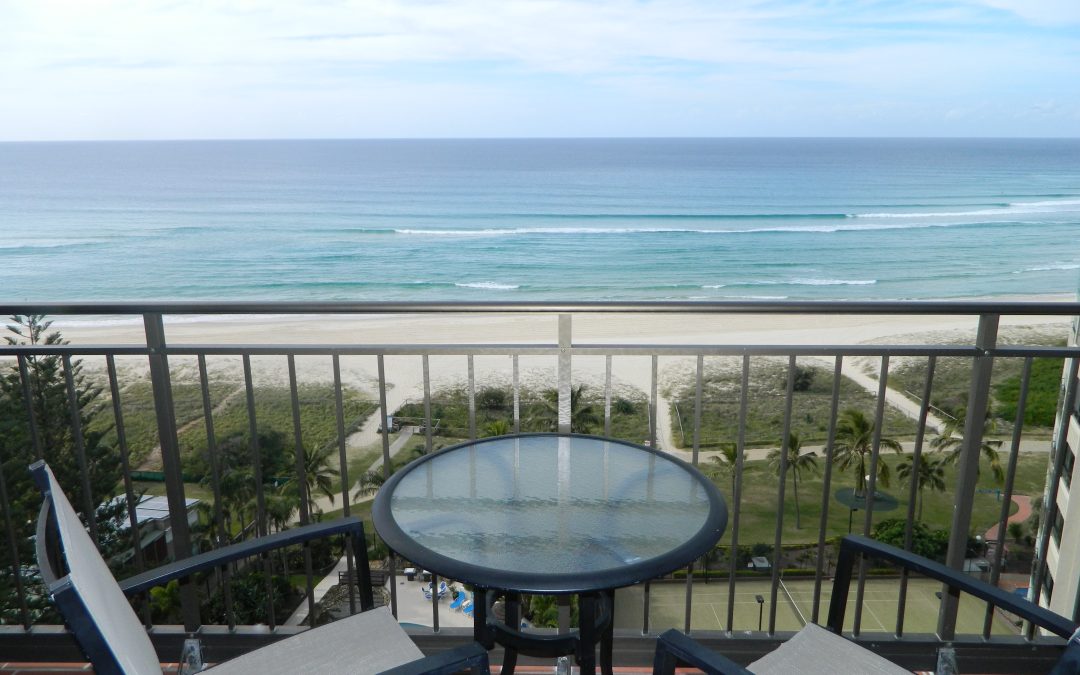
[972,0,1080,25]
[0,1,1078,138]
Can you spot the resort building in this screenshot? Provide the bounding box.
[1040,297,1080,620]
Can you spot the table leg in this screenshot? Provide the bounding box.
[578,594,597,675]
[474,588,493,649]
[601,590,614,675]
[499,592,520,675]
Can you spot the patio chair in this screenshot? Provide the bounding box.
[652,534,1080,675]
[30,461,489,675]
[450,591,466,611]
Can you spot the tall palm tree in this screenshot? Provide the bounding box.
[706,443,740,497]
[281,444,340,518]
[767,432,818,529]
[931,407,1005,484]
[834,409,903,496]
[897,454,947,520]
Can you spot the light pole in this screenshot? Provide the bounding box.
[755,594,764,632]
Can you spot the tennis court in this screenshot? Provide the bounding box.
[614,577,1022,636]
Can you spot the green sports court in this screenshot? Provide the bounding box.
[614,577,1022,636]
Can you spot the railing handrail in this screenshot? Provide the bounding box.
[1,299,1079,316]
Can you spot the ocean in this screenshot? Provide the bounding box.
[2,138,1079,303]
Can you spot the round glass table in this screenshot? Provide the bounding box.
[372,433,728,675]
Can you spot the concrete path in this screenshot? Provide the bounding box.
[287,428,416,622]
[283,553,354,625]
[805,355,948,435]
[308,427,415,516]
[984,494,1034,541]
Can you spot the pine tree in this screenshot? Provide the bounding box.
[0,315,120,621]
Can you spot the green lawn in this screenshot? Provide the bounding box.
[709,452,1048,547]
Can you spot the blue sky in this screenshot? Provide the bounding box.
[2,0,1079,140]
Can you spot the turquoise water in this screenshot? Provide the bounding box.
[2,138,1079,302]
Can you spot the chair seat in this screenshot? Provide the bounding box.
[207,608,424,675]
[748,623,909,675]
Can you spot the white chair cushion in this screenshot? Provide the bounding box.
[42,464,164,675]
[206,607,425,675]
[748,623,910,675]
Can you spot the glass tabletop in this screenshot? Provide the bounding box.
[372,433,727,593]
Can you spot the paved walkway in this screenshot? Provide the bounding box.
[308,427,416,516]
[283,554,354,625]
[983,494,1034,541]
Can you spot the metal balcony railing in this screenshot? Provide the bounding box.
[1,300,1079,673]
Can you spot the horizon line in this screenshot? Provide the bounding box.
[3,135,1080,144]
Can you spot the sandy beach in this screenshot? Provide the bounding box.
[48,297,1075,468]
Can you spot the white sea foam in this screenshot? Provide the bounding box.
[394,227,710,236]
[854,198,1080,219]
[390,221,1011,236]
[1014,263,1080,273]
[0,239,106,250]
[789,278,877,286]
[454,281,520,290]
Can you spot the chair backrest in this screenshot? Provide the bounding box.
[31,460,163,675]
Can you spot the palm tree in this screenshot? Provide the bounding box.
[281,444,340,518]
[767,432,817,529]
[354,468,393,500]
[529,385,600,433]
[834,409,903,496]
[706,443,740,497]
[218,465,256,539]
[897,454,947,520]
[931,407,1005,484]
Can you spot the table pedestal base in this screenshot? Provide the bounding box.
[474,589,614,675]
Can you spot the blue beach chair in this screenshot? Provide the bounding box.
[450,591,466,610]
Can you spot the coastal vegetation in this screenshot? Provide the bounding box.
[0,316,375,625]
[394,382,652,442]
[887,334,1067,434]
[669,360,919,450]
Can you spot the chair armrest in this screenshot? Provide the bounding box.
[653,629,752,675]
[119,516,366,595]
[378,642,491,675]
[827,535,1077,638]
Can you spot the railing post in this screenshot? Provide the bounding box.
[143,313,200,632]
[558,314,572,433]
[937,313,999,640]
